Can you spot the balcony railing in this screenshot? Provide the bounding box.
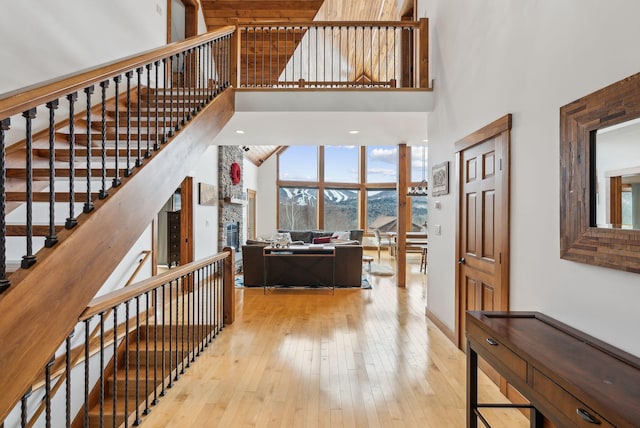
[236,19,429,89]
[0,27,234,296]
[2,251,234,428]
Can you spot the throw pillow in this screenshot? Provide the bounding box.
[312,236,331,244]
[332,231,351,241]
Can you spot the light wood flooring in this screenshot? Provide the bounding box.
[141,251,528,427]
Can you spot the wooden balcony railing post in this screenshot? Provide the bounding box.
[230,19,240,88]
[223,247,235,325]
[419,18,429,89]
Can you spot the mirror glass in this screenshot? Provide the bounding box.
[594,117,640,229]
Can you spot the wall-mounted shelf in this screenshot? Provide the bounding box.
[221,197,247,206]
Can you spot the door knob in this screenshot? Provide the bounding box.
[458,257,466,265]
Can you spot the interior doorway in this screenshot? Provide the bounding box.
[155,176,194,270]
[455,114,512,351]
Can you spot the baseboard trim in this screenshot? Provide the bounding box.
[425,307,456,344]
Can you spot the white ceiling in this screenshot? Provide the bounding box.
[213,90,432,147]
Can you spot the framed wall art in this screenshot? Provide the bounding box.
[431,161,449,196]
[198,183,218,206]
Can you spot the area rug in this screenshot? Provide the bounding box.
[235,275,371,289]
[369,263,395,276]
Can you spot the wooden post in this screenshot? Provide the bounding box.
[397,144,408,287]
[230,19,240,88]
[223,246,235,324]
[418,18,429,89]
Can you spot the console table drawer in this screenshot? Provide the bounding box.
[466,321,527,383]
[533,369,613,427]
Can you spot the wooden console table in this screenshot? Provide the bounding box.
[466,311,640,427]
[263,245,335,294]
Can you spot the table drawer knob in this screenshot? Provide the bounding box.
[576,408,601,425]
[486,338,498,346]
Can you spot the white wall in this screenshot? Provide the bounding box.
[242,158,259,241]
[0,0,166,93]
[256,154,278,239]
[418,0,640,356]
[191,145,219,259]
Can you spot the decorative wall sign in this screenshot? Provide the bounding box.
[432,161,449,196]
[198,183,217,206]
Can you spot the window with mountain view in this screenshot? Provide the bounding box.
[324,188,359,231]
[278,145,405,232]
[279,187,318,230]
[367,190,397,231]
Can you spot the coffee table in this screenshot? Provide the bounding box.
[262,245,336,294]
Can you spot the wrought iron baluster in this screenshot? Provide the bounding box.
[20,388,32,428]
[99,312,105,426]
[181,275,186,374]
[162,57,168,144]
[65,93,77,229]
[121,72,130,179]
[262,27,265,87]
[144,291,151,415]
[0,118,10,293]
[84,320,90,427]
[169,279,175,386]
[22,108,37,268]
[135,67,143,167]
[134,296,141,426]
[152,287,159,405]
[269,27,273,87]
[113,75,124,185]
[65,332,73,428]
[169,55,176,136]
[44,101,59,248]
[99,81,109,199]
[160,283,167,397]
[125,301,130,428]
[186,272,192,366]
[187,49,193,118]
[180,50,189,126]
[45,357,54,428]
[112,307,118,428]
[83,85,95,213]
[154,61,160,150]
[145,64,152,158]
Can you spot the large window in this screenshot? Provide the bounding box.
[366,146,397,183]
[279,187,318,230]
[279,146,318,181]
[278,145,403,232]
[325,146,359,182]
[367,190,397,231]
[324,188,359,231]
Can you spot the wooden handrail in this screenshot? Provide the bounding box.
[237,20,420,28]
[0,26,235,119]
[81,252,229,321]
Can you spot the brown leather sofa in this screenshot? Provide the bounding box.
[242,243,363,287]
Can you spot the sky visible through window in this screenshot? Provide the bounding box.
[280,145,428,184]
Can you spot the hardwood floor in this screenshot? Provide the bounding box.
[141,251,528,427]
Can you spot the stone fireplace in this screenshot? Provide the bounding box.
[218,146,244,271]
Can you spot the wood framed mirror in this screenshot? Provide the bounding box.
[560,71,640,273]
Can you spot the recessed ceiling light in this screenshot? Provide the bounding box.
[423,139,429,142]
[235,130,245,134]
[348,130,359,134]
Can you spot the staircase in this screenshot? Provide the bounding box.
[81,322,216,427]
[0,29,235,424]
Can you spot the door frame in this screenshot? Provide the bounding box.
[454,114,512,349]
[247,188,257,240]
[180,176,194,265]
